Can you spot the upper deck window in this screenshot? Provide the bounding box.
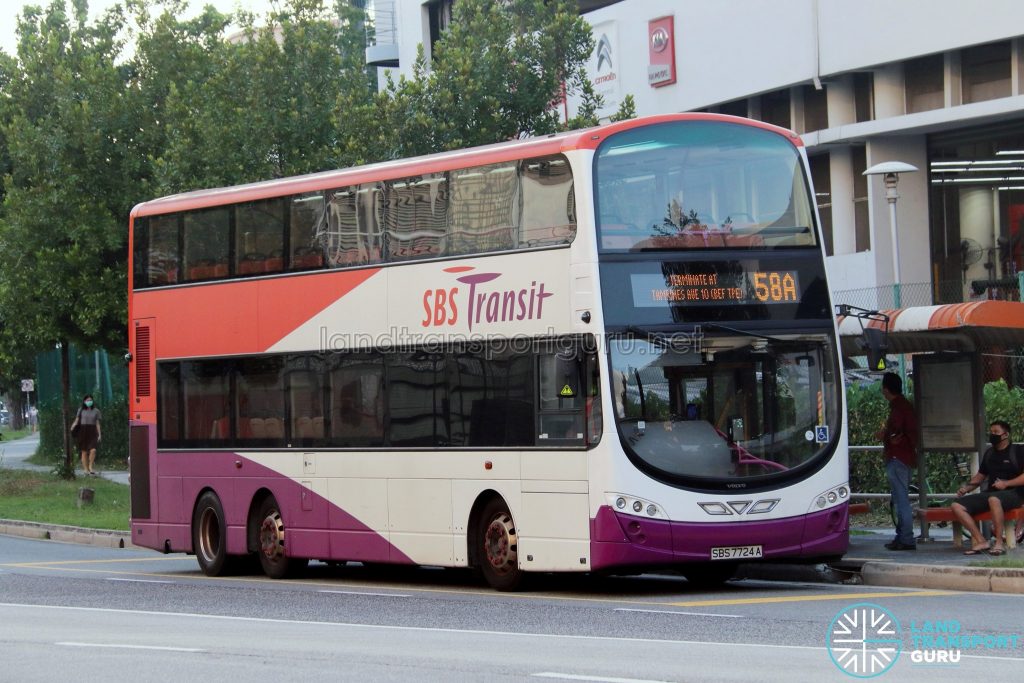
[595,121,817,252]
[133,155,575,290]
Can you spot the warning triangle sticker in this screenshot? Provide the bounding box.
[560,384,575,397]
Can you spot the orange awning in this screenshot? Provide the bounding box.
[838,300,1024,355]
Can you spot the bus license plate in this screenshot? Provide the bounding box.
[710,545,763,560]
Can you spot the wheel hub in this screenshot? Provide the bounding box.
[259,511,286,561]
[483,513,517,574]
[198,508,220,563]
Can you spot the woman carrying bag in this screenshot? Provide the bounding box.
[71,394,102,476]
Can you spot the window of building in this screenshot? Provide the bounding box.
[426,0,453,61]
[852,146,869,252]
[760,90,791,129]
[854,72,874,123]
[905,54,945,114]
[719,99,748,118]
[961,41,1011,104]
[809,154,833,256]
[802,85,829,133]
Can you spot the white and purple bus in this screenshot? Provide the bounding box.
[128,114,847,590]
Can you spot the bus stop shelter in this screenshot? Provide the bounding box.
[837,300,1024,540]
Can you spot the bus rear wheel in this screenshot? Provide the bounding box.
[255,496,307,579]
[477,498,524,591]
[193,491,230,576]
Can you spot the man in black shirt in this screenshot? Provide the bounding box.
[951,420,1024,555]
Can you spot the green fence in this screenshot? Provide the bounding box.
[35,346,129,470]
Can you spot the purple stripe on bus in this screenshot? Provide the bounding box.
[133,451,413,564]
[589,504,849,570]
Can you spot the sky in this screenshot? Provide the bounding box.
[0,0,277,56]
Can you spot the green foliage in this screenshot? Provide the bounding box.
[34,392,127,473]
[848,378,1024,494]
[343,0,596,162]
[0,468,129,530]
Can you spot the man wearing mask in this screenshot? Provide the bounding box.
[877,372,918,550]
[952,420,1024,556]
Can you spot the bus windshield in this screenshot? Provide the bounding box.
[595,121,817,251]
[609,333,839,483]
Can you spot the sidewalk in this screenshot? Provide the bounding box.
[1,438,1022,592]
[1,433,128,485]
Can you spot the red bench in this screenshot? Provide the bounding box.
[914,505,1023,549]
[848,502,871,515]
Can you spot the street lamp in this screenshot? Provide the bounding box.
[863,161,919,309]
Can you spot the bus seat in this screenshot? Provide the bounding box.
[238,255,266,275]
[311,416,325,438]
[295,416,312,438]
[263,255,284,272]
[210,417,229,439]
[248,418,265,439]
[263,418,283,438]
[292,248,324,269]
[212,262,229,278]
[189,265,212,280]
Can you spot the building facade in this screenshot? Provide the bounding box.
[365,0,1024,309]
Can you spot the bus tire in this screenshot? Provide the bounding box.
[477,498,524,591]
[192,491,230,576]
[255,495,307,579]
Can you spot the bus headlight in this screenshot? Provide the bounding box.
[816,496,827,508]
[646,504,657,516]
[633,501,643,513]
[616,497,627,510]
[827,491,837,504]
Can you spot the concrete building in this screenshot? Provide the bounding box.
[364,0,1024,309]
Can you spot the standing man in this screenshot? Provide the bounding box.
[951,421,1024,555]
[877,372,918,550]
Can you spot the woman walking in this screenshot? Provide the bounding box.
[72,395,102,476]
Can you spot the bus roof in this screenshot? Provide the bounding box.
[131,113,802,218]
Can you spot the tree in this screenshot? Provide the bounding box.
[341,0,596,162]
[0,0,132,476]
[148,0,372,193]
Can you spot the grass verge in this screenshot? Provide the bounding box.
[968,555,1024,569]
[0,468,129,530]
[1,427,34,441]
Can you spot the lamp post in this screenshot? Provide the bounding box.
[863,161,919,309]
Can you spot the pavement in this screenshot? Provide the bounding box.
[0,432,128,484]
[1,432,1022,592]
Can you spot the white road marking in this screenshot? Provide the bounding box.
[614,607,742,618]
[533,674,672,683]
[57,642,205,653]
[105,578,173,584]
[318,590,410,598]
[4,603,1021,661]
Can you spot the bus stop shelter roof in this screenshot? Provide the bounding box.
[838,300,1024,355]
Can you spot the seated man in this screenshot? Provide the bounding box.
[951,420,1024,555]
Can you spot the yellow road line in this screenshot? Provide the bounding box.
[1,558,959,608]
[667,590,956,607]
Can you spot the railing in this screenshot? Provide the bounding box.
[833,278,1023,310]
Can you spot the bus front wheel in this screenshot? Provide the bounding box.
[477,498,524,591]
[193,491,230,576]
[255,496,307,579]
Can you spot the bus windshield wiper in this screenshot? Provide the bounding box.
[622,325,670,348]
[702,322,786,343]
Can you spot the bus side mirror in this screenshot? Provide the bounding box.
[860,328,888,372]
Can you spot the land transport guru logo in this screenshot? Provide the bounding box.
[827,603,902,677]
[827,602,1021,677]
[421,266,553,332]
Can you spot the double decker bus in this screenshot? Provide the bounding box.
[128,114,847,590]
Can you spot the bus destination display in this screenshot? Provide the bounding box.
[631,269,801,307]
